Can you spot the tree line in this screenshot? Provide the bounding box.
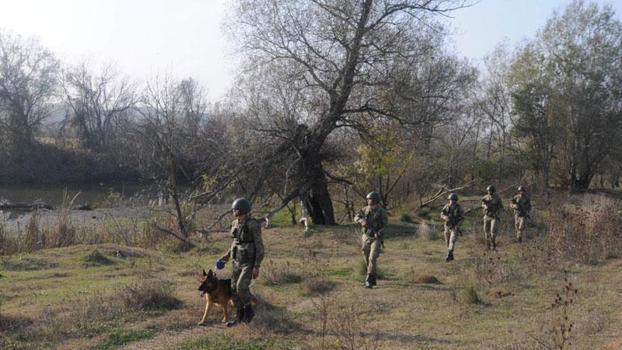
[0,0,620,225]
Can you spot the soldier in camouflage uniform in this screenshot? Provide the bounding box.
[354,191,388,289]
[219,198,264,326]
[510,186,531,243]
[440,193,464,262]
[481,185,503,251]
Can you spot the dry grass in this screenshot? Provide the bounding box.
[118,277,183,311]
[541,194,622,266]
[262,259,304,286]
[1,192,621,349]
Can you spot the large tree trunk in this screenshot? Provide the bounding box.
[570,173,593,192]
[304,176,336,225]
[299,149,336,225]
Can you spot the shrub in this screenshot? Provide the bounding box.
[303,278,336,295]
[452,286,481,305]
[119,278,182,311]
[262,260,303,286]
[83,250,114,267]
[399,213,413,223]
[542,194,622,266]
[414,274,441,284]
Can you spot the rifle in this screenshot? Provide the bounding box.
[372,229,385,249]
[446,216,463,236]
[483,198,501,221]
[511,197,529,219]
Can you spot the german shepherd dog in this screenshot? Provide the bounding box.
[198,269,233,325]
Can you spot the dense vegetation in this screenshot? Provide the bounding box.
[0,0,619,223]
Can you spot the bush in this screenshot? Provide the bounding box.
[542,194,622,265]
[456,286,481,305]
[303,278,336,295]
[119,279,182,311]
[83,250,114,267]
[413,274,441,284]
[262,260,304,286]
[400,213,413,223]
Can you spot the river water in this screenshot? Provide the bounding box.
[0,183,156,232]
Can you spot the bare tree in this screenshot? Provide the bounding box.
[230,0,470,224]
[0,30,59,155]
[62,62,136,151]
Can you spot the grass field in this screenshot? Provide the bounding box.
[1,204,622,349]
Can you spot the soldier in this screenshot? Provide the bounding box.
[354,191,388,289]
[510,186,531,243]
[481,185,503,251]
[440,193,464,262]
[219,198,264,326]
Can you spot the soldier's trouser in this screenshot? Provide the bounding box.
[443,226,457,251]
[483,216,497,243]
[231,261,253,307]
[361,234,381,276]
[515,215,526,239]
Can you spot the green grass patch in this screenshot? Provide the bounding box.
[1,257,59,271]
[178,335,292,350]
[83,250,115,267]
[325,266,353,278]
[356,259,387,279]
[267,207,297,227]
[93,329,156,350]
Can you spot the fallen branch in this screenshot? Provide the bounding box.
[153,224,196,248]
[415,180,476,212]
[0,201,53,211]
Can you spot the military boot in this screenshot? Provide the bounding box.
[491,240,497,251]
[517,236,522,243]
[242,305,255,323]
[486,239,491,250]
[227,304,244,327]
[445,249,454,262]
[363,274,373,288]
[369,273,377,287]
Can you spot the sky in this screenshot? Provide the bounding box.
[0,0,620,102]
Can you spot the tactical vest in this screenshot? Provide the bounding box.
[483,194,501,217]
[362,206,385,236]
[513,195,530,217]
[231,218,257,264]
[443,204,462,226]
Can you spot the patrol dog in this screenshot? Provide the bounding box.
[197,269,233,325]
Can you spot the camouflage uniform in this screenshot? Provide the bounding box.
[481,192,503,250]
[510,192,531,242]
[441,201,464,261]
[354,205,388,288]
[226,217,264,312]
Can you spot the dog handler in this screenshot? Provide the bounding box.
[219,198,264,326]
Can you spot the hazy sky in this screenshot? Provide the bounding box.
[0,0,620,102]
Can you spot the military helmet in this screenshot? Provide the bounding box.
[486,185,496,193]
[517,186,526,192]
[231,197,251,214]
[448,193,459,201]
[366,191,381,203]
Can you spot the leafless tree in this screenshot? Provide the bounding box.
[62,62,136,151]
[230,0,471,224]
[0,30,59,156]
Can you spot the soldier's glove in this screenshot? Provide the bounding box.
[220,254,230,262]
[252,267,260,279]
